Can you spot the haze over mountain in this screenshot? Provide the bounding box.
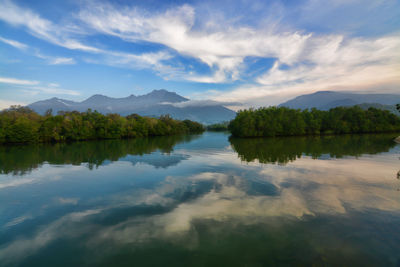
[279,91,400,111]
[27,89,236,124]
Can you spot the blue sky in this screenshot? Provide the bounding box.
[0,0,399,109]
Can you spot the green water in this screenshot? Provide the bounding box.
[0,132,399,266]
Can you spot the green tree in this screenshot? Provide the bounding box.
[0,107,205,144]
[229,106,400,138]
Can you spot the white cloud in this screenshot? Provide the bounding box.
[0,0,399,103]
[184,69,230,84]
[0,0,100,52]
[212,34,400,107]
[0,99,27,110]
[162,99,241,108]
[48,57,76,65]
[102,50,174,73]
[29,86,80,96]
[0,0,172,73]
[76,0,400,96]
[0,35,76,65]
[34,51,76,65]
[0,76,80,99]
[0,36,28,50]
[78,3,312,83]
[0,77,39,85]
[48,57,75,65]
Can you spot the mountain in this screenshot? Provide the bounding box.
[279,91,400,110]
[27,89,236,124]
[355,103,400,116]
[27,97,76,114]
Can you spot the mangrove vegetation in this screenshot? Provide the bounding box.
[0,106,204,144]
[229,106,400,137]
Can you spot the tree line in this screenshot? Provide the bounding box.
[0,106,204,144]
[229,106,400,137]
[206,121,229,131]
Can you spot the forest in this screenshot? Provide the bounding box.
[206,121,229,131]
[229,106,400,137]
[0,106,204,143]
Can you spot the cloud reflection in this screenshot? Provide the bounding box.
[0,135,399,265]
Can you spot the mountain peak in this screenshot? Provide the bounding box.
[312,91,334,95]
[87,94,108,99]
[82,94,112,104]
[147,89,172,95]
[141,89,188,103]
[26,90,235,123]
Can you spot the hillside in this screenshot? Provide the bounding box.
[279,91,400,110]
[27,89,236,124]
[355,103,400,116]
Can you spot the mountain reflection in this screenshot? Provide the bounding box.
[0,134,200,175]
[230,134,399,164]
[123,153,190,169]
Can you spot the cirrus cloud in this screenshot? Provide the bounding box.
[0,77,39,85]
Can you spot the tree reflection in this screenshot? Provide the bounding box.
[0,134,200,175]
[230,134,399,165]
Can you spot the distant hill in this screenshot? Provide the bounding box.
[355,103,400,116]
[279,91,400,111]
[27,89,236,124]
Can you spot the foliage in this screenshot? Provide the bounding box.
[0,106,204,144]
[356,103,400,116]
[207,121,230,131]
[229,106,400,137]
[183,119,205,133]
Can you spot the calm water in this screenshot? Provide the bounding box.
[1,132,400,266]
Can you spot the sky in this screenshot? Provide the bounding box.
[0,0,399,110]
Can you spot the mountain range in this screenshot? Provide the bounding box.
[26,90,400,124]
[27,89,236,124]
[279,91,400,112]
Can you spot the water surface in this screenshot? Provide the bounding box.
[1,132,399,266]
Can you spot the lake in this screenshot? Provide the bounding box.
[1,132,400,266]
